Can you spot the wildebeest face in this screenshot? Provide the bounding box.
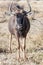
[15,13,24,31]
[16,13,23,25]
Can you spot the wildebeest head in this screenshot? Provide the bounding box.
[9,1,31,31]
[9,0,31,15]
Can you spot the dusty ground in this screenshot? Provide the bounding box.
[0,0,43,65]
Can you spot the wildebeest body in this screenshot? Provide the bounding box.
[9,13,30,38]
[8,1,31,59]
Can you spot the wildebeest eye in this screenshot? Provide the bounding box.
[22,11,27,16]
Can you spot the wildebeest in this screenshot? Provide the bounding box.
[8,1,31,60]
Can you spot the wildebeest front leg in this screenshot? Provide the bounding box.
[24,37,28,60]
[10,34,12,53]
[17,37,21,60]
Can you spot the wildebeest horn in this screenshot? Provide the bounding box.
[5,2,16,16]
[10,2,13,12]
[9,2,18,14]
[26,0,31,13]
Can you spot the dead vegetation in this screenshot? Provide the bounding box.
[0,0,43,65]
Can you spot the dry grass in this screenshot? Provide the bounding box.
[0,0,43,65]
